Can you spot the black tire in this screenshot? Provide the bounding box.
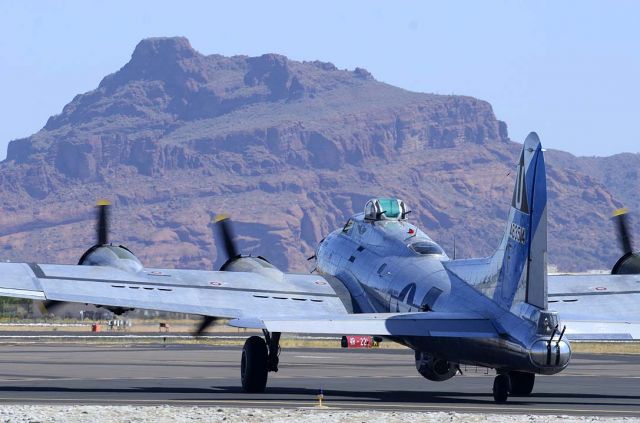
[493,374,511,403]
[241,336,268,393]
[509,371,535,396]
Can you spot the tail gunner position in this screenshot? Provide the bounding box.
[0,133,571,403]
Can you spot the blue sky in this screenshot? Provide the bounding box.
[1,1,638,159]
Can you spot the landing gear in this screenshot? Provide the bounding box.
[492,373,511,403]
[509,371,535,396]
[240,331,281,393]
[264,330,281,373]
[491,371,535,402]
[241,336,268,392]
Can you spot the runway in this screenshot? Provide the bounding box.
[0,343,637,416]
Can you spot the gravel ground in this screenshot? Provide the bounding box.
[0,406,637,423]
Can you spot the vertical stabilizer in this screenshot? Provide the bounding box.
[442,133,549,310]
[493,132,548,309]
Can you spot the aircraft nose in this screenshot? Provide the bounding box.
[529,338,571,374]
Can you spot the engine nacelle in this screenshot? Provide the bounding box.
[220,256,284,281]
[78,244,143,274]
[415,351,457,381]
[611,252,640,274]
[78,244,143,316]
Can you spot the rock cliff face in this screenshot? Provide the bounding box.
[0,37,637,272]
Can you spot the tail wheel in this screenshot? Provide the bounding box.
[493,373,511,403]
[241,336,268,393]
[509,371,535,396]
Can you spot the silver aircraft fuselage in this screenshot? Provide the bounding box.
[315,212,571,375]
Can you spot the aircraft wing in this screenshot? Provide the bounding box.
[0,262,498,339]
[0,262,350,320]
[230,312,498,338]
[548,273,640,339]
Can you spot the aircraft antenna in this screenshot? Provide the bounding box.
[453,235,457,260]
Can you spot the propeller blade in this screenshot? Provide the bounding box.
[613,208,633,255]
[193,315,220,337]
[214,214,239,260]
[97,199,110,245]
[39,300,65,315]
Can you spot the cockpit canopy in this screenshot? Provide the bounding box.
[364,198,409,221]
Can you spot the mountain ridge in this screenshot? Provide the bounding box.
[1,37,637,272]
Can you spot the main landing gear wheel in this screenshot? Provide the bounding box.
[509,371,535,396]
[492,373,511,403]
[240,331,281,393]
[241,336,268,392]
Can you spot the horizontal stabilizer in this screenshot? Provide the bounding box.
[231,312,498,338]
[562,321,640,340]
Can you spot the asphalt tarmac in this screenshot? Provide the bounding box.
[0,343,637,416]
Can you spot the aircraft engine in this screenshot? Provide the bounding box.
[415,351,457,381]
[77,200,143,274]
[214,215,284,281]
[612,253,640,274]
[611,209,640,275]
[221,256,284,281]
[78,244,143,273]
[191,214,284,337]
[43,200,139,316]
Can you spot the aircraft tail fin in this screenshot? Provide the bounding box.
[488,132,548,310]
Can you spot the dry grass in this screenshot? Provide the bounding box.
[1,322,639,354]
[570,341,640,355]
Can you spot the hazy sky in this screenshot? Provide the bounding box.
[1,1,638,159]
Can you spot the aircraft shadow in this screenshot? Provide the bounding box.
[0,385,637,408]
[209,385,640,408]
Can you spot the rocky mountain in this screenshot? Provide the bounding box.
[1,37,638,272]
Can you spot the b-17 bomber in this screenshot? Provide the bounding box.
[0,133,638,403]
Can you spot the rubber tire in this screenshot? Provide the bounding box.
[493,374,511,403]
[509,371,535,396]
[241,336,268,393]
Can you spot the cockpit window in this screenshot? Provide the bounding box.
[364,198,409,221]
[377,198,400,219]
[342,219,354,233]
[536,311,559,335]
[409,241,445,256]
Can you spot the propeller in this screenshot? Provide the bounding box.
[215,214,239,262]
[613,208,633,255]
[41,200,112,316]
[192,315,222,337]
[38,300,65,315]
[97,199,110,245]
[611,208,640,274]
[192,214,239,337]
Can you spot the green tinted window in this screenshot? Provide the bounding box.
[378,198,400,218]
